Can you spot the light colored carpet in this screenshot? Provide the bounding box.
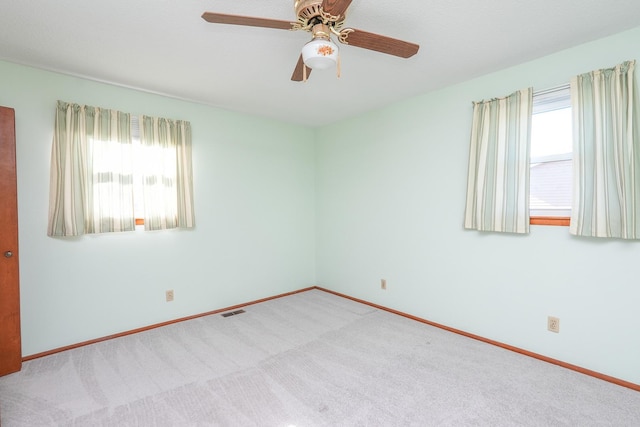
[1,289,639,426]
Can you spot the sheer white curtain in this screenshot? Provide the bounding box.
[48,101,134,236]
[139,116,195,231]
[570,60,640,239]
[464,88,533,234]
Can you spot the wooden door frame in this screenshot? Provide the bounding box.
[0,105,22,376]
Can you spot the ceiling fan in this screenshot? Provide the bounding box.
[202,0,419,82]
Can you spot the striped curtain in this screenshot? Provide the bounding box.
[48,101,135,236]
[570,60,640,239]
[139,116,195,231]
[464,88,533,233]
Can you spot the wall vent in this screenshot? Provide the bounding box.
[221,309,246,318]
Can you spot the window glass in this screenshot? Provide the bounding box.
[531,108,572,160]
[530,86,572,218]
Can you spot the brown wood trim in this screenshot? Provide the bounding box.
[314,286,640,393]
[530,216,570,226]
[0,106,22,376]
[22,286,316,361]
[23,285,640,393]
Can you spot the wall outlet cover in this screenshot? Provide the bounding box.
[548,316,560,333]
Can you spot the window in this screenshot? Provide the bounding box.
[530,85,572,226]
[131,116,145,226]
[48,101,195,237]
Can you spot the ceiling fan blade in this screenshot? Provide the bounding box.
[201,12,294,30]
[321,0,353,18]
[291,55,312,82]
[339,28,419,58]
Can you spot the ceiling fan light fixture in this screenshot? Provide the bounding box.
[301,37,339,70]
[201,0,419,82]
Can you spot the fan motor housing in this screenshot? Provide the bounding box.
[294,0,322,19]
[294,0,345,30]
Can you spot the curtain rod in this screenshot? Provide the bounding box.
[533,83,570,96]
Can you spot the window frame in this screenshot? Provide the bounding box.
[529,85,572,226]
[530,216,570,226]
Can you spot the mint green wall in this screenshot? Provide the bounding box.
[315,26,640,385]
[3,25,640,386]
[0,60,316,356]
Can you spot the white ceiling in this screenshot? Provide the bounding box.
[1,1,640,127]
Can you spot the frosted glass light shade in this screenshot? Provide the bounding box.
[301,38,339,70]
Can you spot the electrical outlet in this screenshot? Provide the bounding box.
[381,279,387,290]
[548,316,559,333]
[166,290,174,302]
